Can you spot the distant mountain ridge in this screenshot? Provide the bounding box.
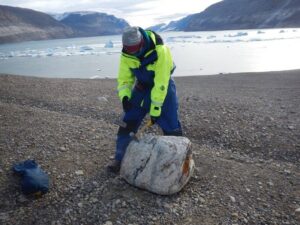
[0,5,129,44]
[56,11,129,36]
[0,5,74,43]
[152,0,300,32]
[2,0,300,44]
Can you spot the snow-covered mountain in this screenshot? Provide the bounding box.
[155,0,300,32]
[146,23,167,32]
[49,11,98,21]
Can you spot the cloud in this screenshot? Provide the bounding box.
[0,0,222,27]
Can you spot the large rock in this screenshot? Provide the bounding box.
[120,135,194,195]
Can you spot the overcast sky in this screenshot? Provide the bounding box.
[0,0,222,27]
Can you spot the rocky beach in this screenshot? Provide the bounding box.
[0,70,299,225]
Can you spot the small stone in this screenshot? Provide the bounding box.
[151,216,158,221]
[97,96,108,102]
[103,221,113,225]
[295,207,300,213]
[59,147,66,151]
[78,202,83,208]
[90,197,98,203]
[65,208,71,214]
[122,201,127,208]
[17,194,29,203]
[0,212,9,221]
[284,169,291,175]
[230,196,236,203]
[199,197,206,203]
[75,170,84,175]
[231,213,239,219]
[163,203,171,209]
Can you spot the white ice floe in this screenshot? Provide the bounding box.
[79,46,94,52]
[46,49,53,56]
[166,35,203,43]
[105,51,119,55]
[206,35,216,39]
[104,40,114,48]
[225,32,248,37]
[1,28,299,62]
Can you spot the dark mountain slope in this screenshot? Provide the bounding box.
[0,5,74,43]
[59,12,129,36]
[161,0,300,31]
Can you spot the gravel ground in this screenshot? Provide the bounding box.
[0,70,299,225]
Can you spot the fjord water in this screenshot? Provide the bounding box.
[0,28,299,78]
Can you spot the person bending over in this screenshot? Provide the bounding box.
[107,26,182,173]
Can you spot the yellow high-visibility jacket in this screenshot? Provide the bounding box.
[117,30,174,117]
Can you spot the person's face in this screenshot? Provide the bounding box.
[124,38,144,55]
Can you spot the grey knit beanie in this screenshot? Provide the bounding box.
[122,26,142,47]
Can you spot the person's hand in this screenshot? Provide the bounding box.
[122,96,132,112]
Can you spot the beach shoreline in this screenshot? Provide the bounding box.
[0,70,299,224]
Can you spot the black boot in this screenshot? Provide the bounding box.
[107,160,121,174]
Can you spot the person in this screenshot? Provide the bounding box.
[107,26,182,173]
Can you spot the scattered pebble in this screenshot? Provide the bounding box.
[1,73,299,225]
[230,196,236,203]
[231,213,239,219]
[75,170,84,175]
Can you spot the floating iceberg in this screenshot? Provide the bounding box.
[46,49,53,56]
[79,46,94,52]
[104,40,114,48]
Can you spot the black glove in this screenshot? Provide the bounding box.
[122,96,132,112]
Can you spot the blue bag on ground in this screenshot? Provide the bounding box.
[13,160,49,195]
